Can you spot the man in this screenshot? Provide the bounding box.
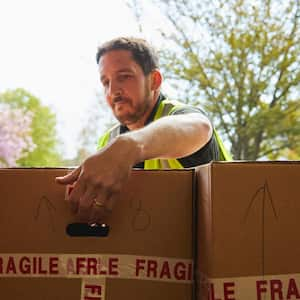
[56,37,230,223]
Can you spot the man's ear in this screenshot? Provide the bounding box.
[150,69,162,91]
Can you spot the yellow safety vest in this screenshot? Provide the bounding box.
[97,99,231,169]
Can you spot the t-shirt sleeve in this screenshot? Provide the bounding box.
[169,105,220,167]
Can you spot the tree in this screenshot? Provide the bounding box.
[0,104,35,167]
[0,88,62,166]
[129,0,300,160]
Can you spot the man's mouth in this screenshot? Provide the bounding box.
[113,97,129,107]
[113,96,123,103]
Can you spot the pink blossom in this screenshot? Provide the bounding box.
[0,104,36,167]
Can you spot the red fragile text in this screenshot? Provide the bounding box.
[83,284,103,300]
[66,257,119,276]
[135,258,192,281]
[257,278,300,300]
[209,282,235,300]
[208,277,300,300]
[0,254,193,283]
[0,256,59,275]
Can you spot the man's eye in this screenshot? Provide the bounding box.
[102,80,109,87]
[119,74,131,81]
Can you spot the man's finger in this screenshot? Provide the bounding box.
[68,176,86,213]
[89,192,115,224]
[89,202,111,224]
[55,167,81,185]
[77,185,98,221]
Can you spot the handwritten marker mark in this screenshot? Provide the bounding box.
[34,196,57,232]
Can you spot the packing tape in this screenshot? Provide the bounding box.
[0,253,192,300]
[81,278,106,300]
[201,273,300,300]
[0,253,193,283]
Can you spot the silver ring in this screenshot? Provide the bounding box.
[94,200,105,208]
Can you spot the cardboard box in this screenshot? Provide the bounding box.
[196,161,300,300]
[0,168,196,300]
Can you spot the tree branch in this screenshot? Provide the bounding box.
[164,9,217,102]
[259,143,291,158]
[270,0,300,108]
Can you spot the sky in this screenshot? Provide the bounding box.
[0,0,168,158]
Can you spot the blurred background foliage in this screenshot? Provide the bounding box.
[0,88,62,166]
[128,0,300,160]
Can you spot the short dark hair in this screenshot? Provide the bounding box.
[96,37,159,75]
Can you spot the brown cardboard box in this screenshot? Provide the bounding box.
[196,161,300,300]
[0,168,196,300]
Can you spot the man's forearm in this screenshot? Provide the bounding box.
[114,113,213,165]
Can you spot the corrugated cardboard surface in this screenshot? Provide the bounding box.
[196,161,300,300]
[0,168,195,300]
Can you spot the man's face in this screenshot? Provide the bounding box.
[99,49,152,127]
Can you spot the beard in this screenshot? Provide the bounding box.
[113,85,152,127]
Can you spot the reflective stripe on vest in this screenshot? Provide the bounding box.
[213,128,232,161]
[98,124,119,149]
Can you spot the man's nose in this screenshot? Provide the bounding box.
[108,80,122,98]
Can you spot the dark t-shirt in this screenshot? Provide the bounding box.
[120,94,220,168]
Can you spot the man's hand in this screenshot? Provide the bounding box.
[56,136,139,223]
[56,113,211,223]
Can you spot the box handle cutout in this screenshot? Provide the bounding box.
[66,223,109,237]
